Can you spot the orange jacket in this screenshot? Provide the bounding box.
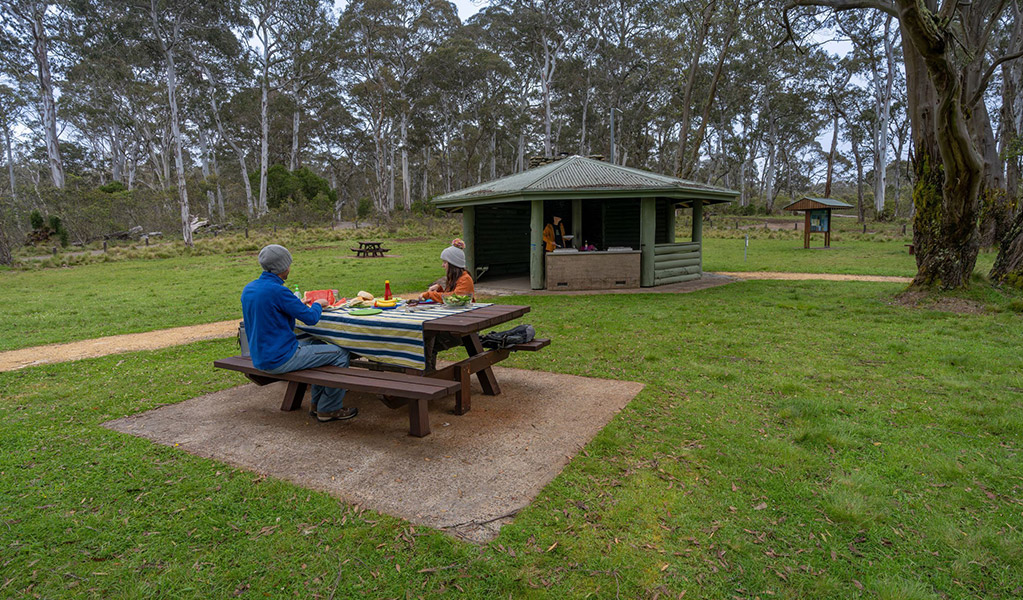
[422,271,474,303]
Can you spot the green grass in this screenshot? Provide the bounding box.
[0,235,454,352]
[2,244,1023,598]
[702,236,998,277]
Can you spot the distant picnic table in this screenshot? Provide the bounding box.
[351,241,389,258]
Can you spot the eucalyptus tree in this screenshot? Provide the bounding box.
[789,0,1023,289]
[0,0,64,188]
[836,10,899,218]
[0,84,23,203]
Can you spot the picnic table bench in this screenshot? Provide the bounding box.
[213,356,460,437]
[216,304,550,437]
[351,241,390,258]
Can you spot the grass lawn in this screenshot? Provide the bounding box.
[2,233,1022,598]
[701,234,998,277]
[0,228,1002,353]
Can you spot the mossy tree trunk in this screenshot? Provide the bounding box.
[899,1,983,289]
[990,209,1023,286]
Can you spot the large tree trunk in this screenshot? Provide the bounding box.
[29,1,64,189]
[825,110,840,198]
[208,91,253,217]
[873,16,895,218]
[900,5,983,289]
[764,113,777,212]
[258,72,270,216]
[196,125,215,219]
[400,111,410,209]
[152,8,192,247]
[674,1,713,177]
[3,119,16,203]
[680,8,736,179]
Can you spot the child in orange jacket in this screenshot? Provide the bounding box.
[421,239,474,303]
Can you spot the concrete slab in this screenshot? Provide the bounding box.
[103,366,643,542]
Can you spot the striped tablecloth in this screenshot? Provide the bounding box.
[295,303,491,370]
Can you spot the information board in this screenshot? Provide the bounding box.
[809,209,829,232]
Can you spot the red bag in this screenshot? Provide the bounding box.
[302,289,335,305]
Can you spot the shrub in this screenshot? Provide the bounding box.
[29,210,44,230]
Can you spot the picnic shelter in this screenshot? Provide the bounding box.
[431,155,739,290]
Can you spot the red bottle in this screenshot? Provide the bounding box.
[384,280,392,300]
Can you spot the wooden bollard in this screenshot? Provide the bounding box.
[863,224,867,233]
[902,224,906,234]
[794,223,798,230]
[103,241,107,252]
[245,227,249,238]
[145,236,149,247]
[52,246,57,256]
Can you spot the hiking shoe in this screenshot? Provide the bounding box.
[316,407,358,422]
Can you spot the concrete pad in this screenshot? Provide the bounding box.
[104,367,643,542]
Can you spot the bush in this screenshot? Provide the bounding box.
[29,210,44,230]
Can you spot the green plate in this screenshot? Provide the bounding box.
[348,308,382,316]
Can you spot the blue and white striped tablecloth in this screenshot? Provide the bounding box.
[295,303,491,370]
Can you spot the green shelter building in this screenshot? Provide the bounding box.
[432,155,738,290]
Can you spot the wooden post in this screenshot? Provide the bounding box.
[462,206,475,279]
[803,211,811,248]
[145,236,149,247]
[571,198,582,248]
[102,241,107,252]
[530,199,544,290]
[640,197,656,287]
[691,200,703,243]
[52,246,57,256]
[666,202,676,243]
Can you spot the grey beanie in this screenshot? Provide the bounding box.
[258,244,292,275]
[440,245,466,268]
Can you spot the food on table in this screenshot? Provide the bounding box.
[357,290,374,300]
[374,298,398,308]
[443,294,472,306]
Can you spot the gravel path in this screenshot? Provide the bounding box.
[0,319,239,372]
[0,271,909,372]
[717,271,913,283]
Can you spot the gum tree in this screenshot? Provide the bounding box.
[789,0,1022,289]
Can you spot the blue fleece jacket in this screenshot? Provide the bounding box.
[241,271,323,370]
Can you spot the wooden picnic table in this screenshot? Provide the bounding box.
[351,240,389,258]
[352,304,546,415]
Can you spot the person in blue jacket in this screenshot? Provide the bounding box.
[241,244,356,422]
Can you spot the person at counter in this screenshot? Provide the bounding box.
[543,216,566,251]
[421,239,475,303]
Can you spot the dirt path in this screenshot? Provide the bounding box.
[0,271,909,372]
[717,271,913,283]
[0,319,239,372]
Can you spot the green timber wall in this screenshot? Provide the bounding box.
[474,203,531,277]
[654,242,701,285]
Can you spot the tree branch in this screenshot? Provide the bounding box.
[788,0,898,18]
[968,47,1023,108]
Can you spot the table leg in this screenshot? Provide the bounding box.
[463,333,500,396]
[454,364,471,414]
[408,399,431,437]
[281,381,307,411]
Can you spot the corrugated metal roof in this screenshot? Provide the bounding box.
[433,155,738,208]
[805,197,853,208]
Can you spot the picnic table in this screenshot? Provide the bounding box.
[216,302,549,437]
[297,303,546,414]
[351,241,389,258]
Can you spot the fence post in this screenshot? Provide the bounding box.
[103,241,107,252]
[52,246,57,256]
